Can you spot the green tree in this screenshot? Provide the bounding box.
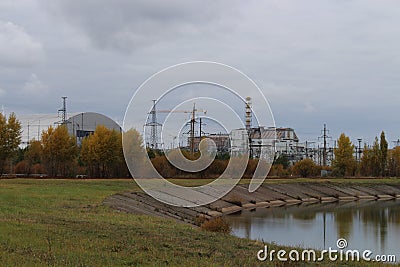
[274,154,290,169]
[0,112,22,174]
[332,133,356,176]
[41,126,78,177]
[146,148,156,159]
[380,131,388,176]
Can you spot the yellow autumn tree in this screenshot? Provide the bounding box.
[360,137,381,177]
[333,133,356,176]
[80,125,126,177]
[41,125,78,177]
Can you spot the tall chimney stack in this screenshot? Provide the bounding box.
[245,96,252,131]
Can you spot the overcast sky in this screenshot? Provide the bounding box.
[0,0,399,147]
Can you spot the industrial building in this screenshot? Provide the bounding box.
[16,97,121,147]
[18,112,121,146]
[230,127,299,163]
[144,96,334,166]
[192,133,231,153]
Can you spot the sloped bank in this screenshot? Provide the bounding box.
[103,180,400,225]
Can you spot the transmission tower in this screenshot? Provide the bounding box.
[145,100,162,149]
[184,103,207,155]
[318,124,331,166]
[144,100,206,152]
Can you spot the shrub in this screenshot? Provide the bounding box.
[31,163,46,175]
[200,217,231,233]
[14,160,29,174]
[194,215,207,226]
[292,159,319,177]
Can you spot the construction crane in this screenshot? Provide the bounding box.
[145,101,206,154]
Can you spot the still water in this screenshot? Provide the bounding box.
[226,200,400,259]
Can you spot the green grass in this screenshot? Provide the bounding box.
[0,179,397,266]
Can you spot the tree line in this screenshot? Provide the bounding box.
[0,112,263,178]
[2,112,400,178]
[0,112,131,177]
[273,131,400,178]
[333,131,396,177]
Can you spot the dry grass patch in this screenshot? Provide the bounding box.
[200,217,231,234]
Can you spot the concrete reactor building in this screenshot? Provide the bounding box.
[18,111,121,147]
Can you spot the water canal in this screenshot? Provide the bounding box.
[226,200,400,260]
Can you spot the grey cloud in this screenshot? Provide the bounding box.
[1,0,400,145]
[0,20,44,68]
[40,0,238,53]
[21,74,49,95]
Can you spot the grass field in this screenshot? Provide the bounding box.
[0,178,398,266]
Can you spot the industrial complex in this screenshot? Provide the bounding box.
[15,96,336,167]
[18,97,121,147]
[144,97,335,166]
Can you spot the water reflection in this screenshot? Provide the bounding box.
[226,200,400,259]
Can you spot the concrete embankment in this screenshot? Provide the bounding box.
[103,181,400,225]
